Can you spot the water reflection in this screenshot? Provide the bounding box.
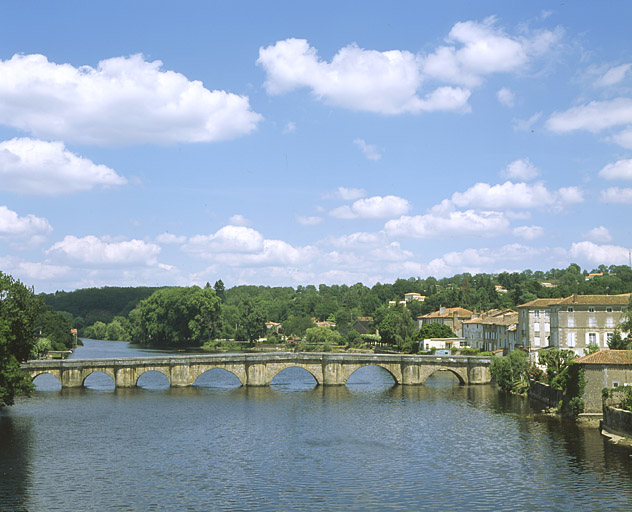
[5,341,632,511]
[0,414,32,511]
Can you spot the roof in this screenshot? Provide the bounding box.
[576,350,632,365]
[463,310,517,326]
[517,298,563,308]
[420,307,473,319]
[555,293,630,306]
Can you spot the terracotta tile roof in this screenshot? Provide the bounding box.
[517,298,563,308]
[420,307,473,319]
[576,350,632,365]
[463,310,517,326]
[555,293,630,306]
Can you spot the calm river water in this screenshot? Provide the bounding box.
[1,339,632,511]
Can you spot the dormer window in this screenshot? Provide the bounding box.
[567,307,574,312]
[588,307,595,313]
[606,307,613,313]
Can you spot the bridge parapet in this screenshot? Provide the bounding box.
[21,352,492,389]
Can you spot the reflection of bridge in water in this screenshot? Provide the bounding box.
[21,352,492,388]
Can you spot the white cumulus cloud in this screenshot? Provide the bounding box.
[600,187,632,203]
[513,225,544,240]
[546,97,632,134]
[330,195,409,219]
[599,159,632,180]
[570,241,630,265]
[0,53,262,145]
[47,235,161,266]
[0,205,52,238]
[449,181,582,210]
[0,138,126,195]
[185,225,265,255]
[500,158,539,181]
[423,17,562,87]
[385,210,509,238]
[258,38,469,114]
[582,226,613,243]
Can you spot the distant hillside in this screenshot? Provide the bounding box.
[41,286,164,325]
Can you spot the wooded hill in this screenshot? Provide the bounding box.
[41,264,632,343]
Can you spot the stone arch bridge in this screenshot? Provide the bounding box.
[21,352,492,389]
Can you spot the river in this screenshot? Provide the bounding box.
[1,339,632,511]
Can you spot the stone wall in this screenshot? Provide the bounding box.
[602,396,632,439]
[582,365,632,413]
[528,380,565,408]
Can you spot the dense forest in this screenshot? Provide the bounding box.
[40,263,632,349]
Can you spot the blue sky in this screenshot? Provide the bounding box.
[1,1,632,293]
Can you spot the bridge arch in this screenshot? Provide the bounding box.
[269,366,319,389]
[31,371,62,388]
[343,363,401,386]
[193,368,243,388]
[137,369,171,389]
[134,367,171,387]
[189,365,245,387]
[82,368,116,387]
[420,366,466,385]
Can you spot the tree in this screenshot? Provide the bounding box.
[305,326,342,346]
[213,280,226,302]
[490,350,529,392]
[417,322,456,340]
[538,349,576,385]
[1,271,41,408]
[377,307,415,347]
[239,297,266,344]
[282,315,314,338]
[131,286,220,347]
[607,329,629,350]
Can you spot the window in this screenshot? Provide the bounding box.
[613,381,620,388]
[567,332,576,347]
[606,307,613,313]
[534,337,541,347]
[534,310,540,318]
[567,307,574,312]
[588,307,595,313]
[544,310,550,318]
[607,332,614,344]
[545,323,550,332]
[588,317,596,328]
[568,317,575,328]
[588,333,597,345]
[606,317,614,328]
[534,322,540,332]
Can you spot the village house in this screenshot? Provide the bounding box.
[404,292,426,302]
[576,350,632,412]
[517,298,562,359]
[462,309,518,352]
[417,307,474,337]
[549,293,630,357]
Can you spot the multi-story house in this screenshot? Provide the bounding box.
[417,307,474,337]
[517,298,562,357]
[462,310,518,352]
[549,294,630,356]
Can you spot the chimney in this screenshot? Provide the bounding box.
[440,306,446,315]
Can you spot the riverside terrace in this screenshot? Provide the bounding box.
[21,352,492,388]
